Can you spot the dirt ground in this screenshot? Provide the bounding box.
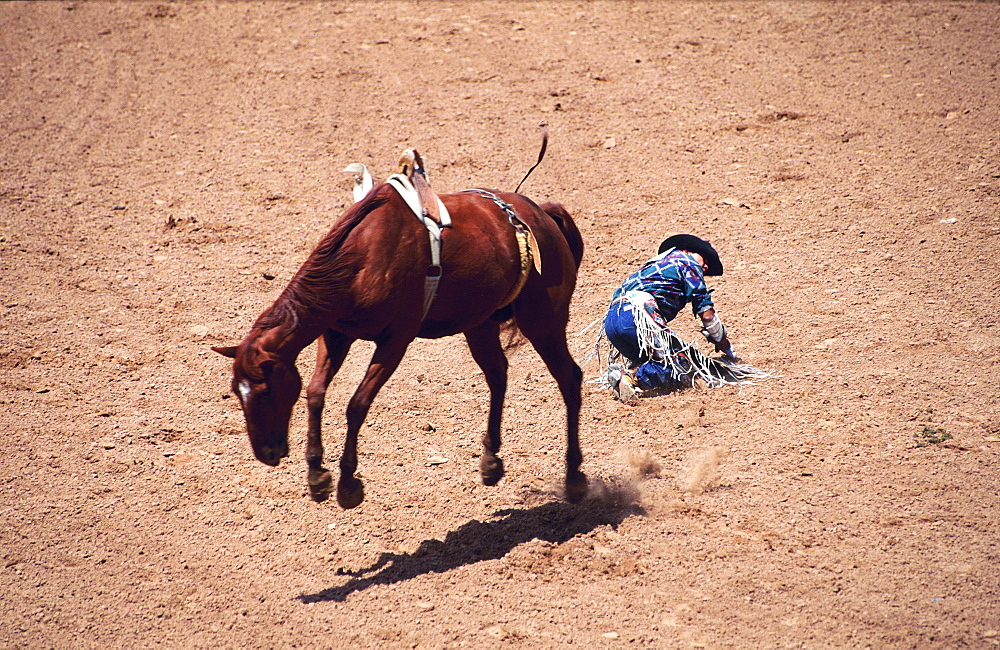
[2,1,999,647]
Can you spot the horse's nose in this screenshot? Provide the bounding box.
[255,444,287,466]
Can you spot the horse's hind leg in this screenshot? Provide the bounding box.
[337,336,412,509]
[465,321,508,487]
[305,330,353,503]
[515,316,588,503]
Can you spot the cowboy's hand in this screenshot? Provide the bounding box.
[717,340,741,363]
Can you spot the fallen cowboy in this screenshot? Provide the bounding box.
[589,234,771,402]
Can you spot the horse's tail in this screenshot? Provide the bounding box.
[539,202,584,269]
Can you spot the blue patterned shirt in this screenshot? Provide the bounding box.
[611,249,715,322]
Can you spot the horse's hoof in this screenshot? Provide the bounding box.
[337,475,365,509]
[565,471,588,504]
[308,469,334,503]
[480,455,505,486]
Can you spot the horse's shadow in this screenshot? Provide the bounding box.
[298,486,643,603]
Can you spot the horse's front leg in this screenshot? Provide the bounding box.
[337,336,412,509]
[465,322,508,487]
[305,330,354,503]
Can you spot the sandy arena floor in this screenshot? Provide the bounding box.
[2,2,999,647]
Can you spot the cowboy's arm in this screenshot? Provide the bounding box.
[699,308,739,361]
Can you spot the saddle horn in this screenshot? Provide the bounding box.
[397,148,443,225]
[397,148,428,181]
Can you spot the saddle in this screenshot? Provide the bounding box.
[344,150,537,318]
[344,152,449,320]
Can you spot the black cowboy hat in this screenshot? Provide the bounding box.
[658,234,724,276]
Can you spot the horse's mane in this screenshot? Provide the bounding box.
[252,186,392,335]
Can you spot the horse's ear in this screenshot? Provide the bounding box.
[212,345,238,359]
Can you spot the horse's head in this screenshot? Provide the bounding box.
[213,339,302,466]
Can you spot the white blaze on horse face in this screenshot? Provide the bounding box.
[238,380,252,405]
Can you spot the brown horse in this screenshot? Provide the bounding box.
[213,166,587,509]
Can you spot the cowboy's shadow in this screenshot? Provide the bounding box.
[298,492,642,603]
